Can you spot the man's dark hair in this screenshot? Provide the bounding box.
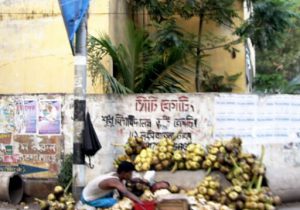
[117,161,135,174]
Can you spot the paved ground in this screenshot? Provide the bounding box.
[0,201,299,210]
[278,202,300,210]
[0,202,39,210]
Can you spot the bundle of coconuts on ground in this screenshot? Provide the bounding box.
[151,136,175,171]
[114,133,179,171]
[35,185,75,210]
[184,143,206,171]
[111,135,282,210]
[124,136,148,157]
[220,185,281,210]
[113,135,148,168]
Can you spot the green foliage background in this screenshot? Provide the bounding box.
[251,0,300,93]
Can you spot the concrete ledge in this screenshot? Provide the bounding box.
[150,170,231,189]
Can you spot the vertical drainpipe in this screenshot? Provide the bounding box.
[73,13,87,200]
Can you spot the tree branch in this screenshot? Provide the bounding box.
[201,38,242,51]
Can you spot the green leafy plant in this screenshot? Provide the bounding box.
[58,153,73,191]
[129,0,299,92]
[201,70,242,92]
[237,0,297,50]
[88,21,194,93]
[254,73,300,94]
[129,0,240,91]
[253,0,300,88]
[254,73,287,93]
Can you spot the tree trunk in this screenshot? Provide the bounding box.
[195,13,204,92]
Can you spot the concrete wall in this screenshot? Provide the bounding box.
[0,93,300,200]
[0,94,73,178]
[86,93,300,202]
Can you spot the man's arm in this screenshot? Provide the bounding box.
[108,179,143,204]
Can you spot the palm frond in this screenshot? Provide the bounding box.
[88,23,146,92]
[143,46,195,93]
[88,20,195,93]
[88,57,132,94]
[88,34,133,93]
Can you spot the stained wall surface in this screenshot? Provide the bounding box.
[0,93,299,201]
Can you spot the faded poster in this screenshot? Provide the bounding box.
[15,99,37,134]
[0,98,15,132]
[38,100,61,135]
[24,100,37,133]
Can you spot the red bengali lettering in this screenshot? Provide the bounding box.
[135,96,158,112]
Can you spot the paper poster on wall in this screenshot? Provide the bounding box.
[38,100,61,135]
[22,100,37,134]
[15,99,37,134]
[214,94,300,144]
[214,94,258,141]
[24,100,37,133]
[0,99,15,133]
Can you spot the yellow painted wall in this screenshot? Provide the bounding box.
[0,0,109,94]
[0,0,249,94]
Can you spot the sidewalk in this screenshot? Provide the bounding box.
[279,202,300,210]
[0,201,299,210]
[0,202,39,210]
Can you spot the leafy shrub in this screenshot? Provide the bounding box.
[58,153,73,191]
